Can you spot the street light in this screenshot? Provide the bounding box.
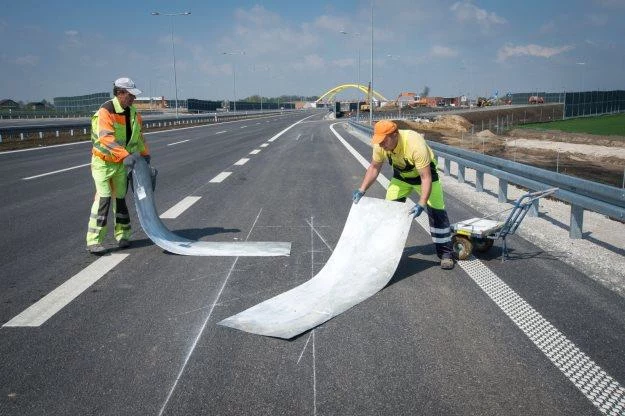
[340,30,362,121]
[370,0,374,126]
[151,11,191,119]
[222,51,245,112]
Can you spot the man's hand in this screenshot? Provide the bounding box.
[143,154,151,165]
[409,203,426,218]
[352,189,365,204]
[123,152,140,171]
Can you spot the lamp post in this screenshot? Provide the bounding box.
[369,0,374,126]
[222,51,245,112]
[340,30,361,121]
[151,11,190,119]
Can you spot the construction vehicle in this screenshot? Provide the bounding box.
[360,82,372,112]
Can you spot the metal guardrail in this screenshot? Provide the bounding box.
[348,119,625,239]
[0,111,288,143]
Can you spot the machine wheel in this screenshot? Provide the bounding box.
[452,235,473,260]
[474,238,494,253]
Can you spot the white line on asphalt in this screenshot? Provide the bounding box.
[209,172,232,183]
[234,158,249,166]
[329,122,625,416]
[249,149,261,155]
[167,139,190,146]
[260,143,269,148]
[22,163,90,180]
[158,209,265,416]
[240,126,247,129]
[215,130,227,134]
[2,254,129,327]
[160,196,201,219]
[267,113,317,142]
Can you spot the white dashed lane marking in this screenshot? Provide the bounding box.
[209,172,232,183]
[160,196,201,219]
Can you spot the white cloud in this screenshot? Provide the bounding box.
[497,44,574,62]
[13,55,39,66]
[431,45,458,58]
[65,30,78,36]
[450,1,507,31]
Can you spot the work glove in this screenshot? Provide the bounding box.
[143,154,151,165]
[352,189,365,204]
[123,152,141,172]
[409,203,426,218]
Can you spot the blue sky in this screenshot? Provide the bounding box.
[2,0,624,102]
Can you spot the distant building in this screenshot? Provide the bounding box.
[26,101,48,110]
[0,99,20,109]
[54,92,110,113]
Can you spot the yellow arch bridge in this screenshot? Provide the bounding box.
[316,84,388,103]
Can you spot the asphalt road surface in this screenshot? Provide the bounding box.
[1,111,623,415]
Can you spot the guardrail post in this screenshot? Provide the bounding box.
[56,130,59,137]
[498,178,508,202]
[21,133,24,140]
[444,159,450,176]
[570,205,584,239]
[39,132,43,139]
[0,134,2,143]
[70,129,74,136]
[83,128,87,134]
[476,171,484,192]
[458,164,466,183]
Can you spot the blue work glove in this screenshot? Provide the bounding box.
[352,189,365,204]
[409,203,426,218]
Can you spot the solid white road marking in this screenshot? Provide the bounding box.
[267,113,317,142]
[3,254,128,327]
[329,122,625,416]
[249,149,261,155]
[160,196,201,219]
[209,172,232,183]
[215,130,227,134]
[167,139,190,146]
[234,158,249,166]
[22,163,90,180]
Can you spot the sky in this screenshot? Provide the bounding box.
[2,0,625,103]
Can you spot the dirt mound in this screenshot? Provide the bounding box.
[476,129,496,138]
[398,114,472,134]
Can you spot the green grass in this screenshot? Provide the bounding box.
[520,113,625,136]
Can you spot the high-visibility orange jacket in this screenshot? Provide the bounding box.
[91,96,149,163]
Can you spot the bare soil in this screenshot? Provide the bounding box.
[395,109,625,187]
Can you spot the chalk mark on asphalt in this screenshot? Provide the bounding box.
[158,209,264,416]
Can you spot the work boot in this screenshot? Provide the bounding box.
[440,257,455,270]
[87,243,106,255]
[117,239,130,249]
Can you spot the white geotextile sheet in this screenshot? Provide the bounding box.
[131,158,291,257]
[218,197,413,338]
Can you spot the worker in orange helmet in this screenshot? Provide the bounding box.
[353,120,454,269]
